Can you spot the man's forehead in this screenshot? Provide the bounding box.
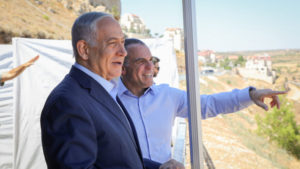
[96,17,124,38]
[129,44,151,54]
[106,35,125,41]
[129,45,152,60]
[96,16,116,26]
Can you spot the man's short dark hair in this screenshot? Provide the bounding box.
[71,12,110,59]
[124,38,146,51]
[124,38,146,66]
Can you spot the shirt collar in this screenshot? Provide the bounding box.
[118,77,129,96]
[74,63,119,99]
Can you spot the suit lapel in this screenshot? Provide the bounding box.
[117,96,144,160]
[68,66,138,149]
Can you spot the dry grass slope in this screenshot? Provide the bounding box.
[0,0,78,43]
[180,73,300,169]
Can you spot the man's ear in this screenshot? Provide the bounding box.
[121,66,126,76]
[76,40,89,60]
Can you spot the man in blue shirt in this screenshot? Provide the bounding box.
[118,38,286,163]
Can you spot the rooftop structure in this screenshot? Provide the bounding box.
[238,54,276,83]
[120,13,150,38]
[164,28,184,51]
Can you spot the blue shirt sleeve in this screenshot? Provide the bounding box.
[176,87,254,119]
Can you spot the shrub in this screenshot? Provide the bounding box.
[255,96,300,159]
[276,67,281,74]
[43,15,49,20]
[226,80,231,85]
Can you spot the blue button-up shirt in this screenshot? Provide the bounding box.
[118,79,253,163]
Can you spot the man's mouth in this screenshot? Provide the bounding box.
[112,61,123,65]
[144,74,153,77]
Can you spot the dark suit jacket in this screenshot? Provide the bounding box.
[41,66,160,169]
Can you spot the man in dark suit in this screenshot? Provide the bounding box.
[40,12,182,169]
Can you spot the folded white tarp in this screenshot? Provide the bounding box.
[13,38,73,169]
[0,45,13,169]
[0,37,179,169]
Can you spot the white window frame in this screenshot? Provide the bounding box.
[182,0,205,168]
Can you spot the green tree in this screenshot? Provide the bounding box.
[220,58,232,70]
[256,96,300,158]
[234,55,246,67]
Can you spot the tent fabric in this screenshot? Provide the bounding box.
[0,37,179,169]
[13,38,73,169]
[0,45,14,169]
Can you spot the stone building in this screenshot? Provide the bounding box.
[163,28,184,51]
[238,54,276,84]
[120,13,150,38]
[197,50,216,64]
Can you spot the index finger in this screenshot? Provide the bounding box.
[265,90,288,97]
[30,55,39,62]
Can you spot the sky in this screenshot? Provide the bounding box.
[121,0,300,52]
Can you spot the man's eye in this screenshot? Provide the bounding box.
[136,59,147,65]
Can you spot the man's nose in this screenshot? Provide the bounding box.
[146,60,154,70]
[118,44,127,57]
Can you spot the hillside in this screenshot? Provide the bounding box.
[180,73,300,169]
[176,48,300,168]
[177,49,300,122]
[0,0,121,43]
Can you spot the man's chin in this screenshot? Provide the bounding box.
[148,81,154,86]
[110,71,122,79]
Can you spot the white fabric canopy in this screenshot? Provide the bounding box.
[13,38,73,169]
[0,45,13,169]
[0,37,179,169]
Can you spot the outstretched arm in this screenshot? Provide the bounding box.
[249,88,287,111]
[1,55,39,83]
[176,87,287,119]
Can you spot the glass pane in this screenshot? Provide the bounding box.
[121,0,189,166]
[195,0,300,169]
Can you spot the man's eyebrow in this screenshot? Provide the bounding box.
[133,58,146,62]
[106,36,125,42]
[134,58,144,61]
[106,37,118,42]
[134,57,151,63]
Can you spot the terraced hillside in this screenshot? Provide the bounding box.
[180,73,300,169]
